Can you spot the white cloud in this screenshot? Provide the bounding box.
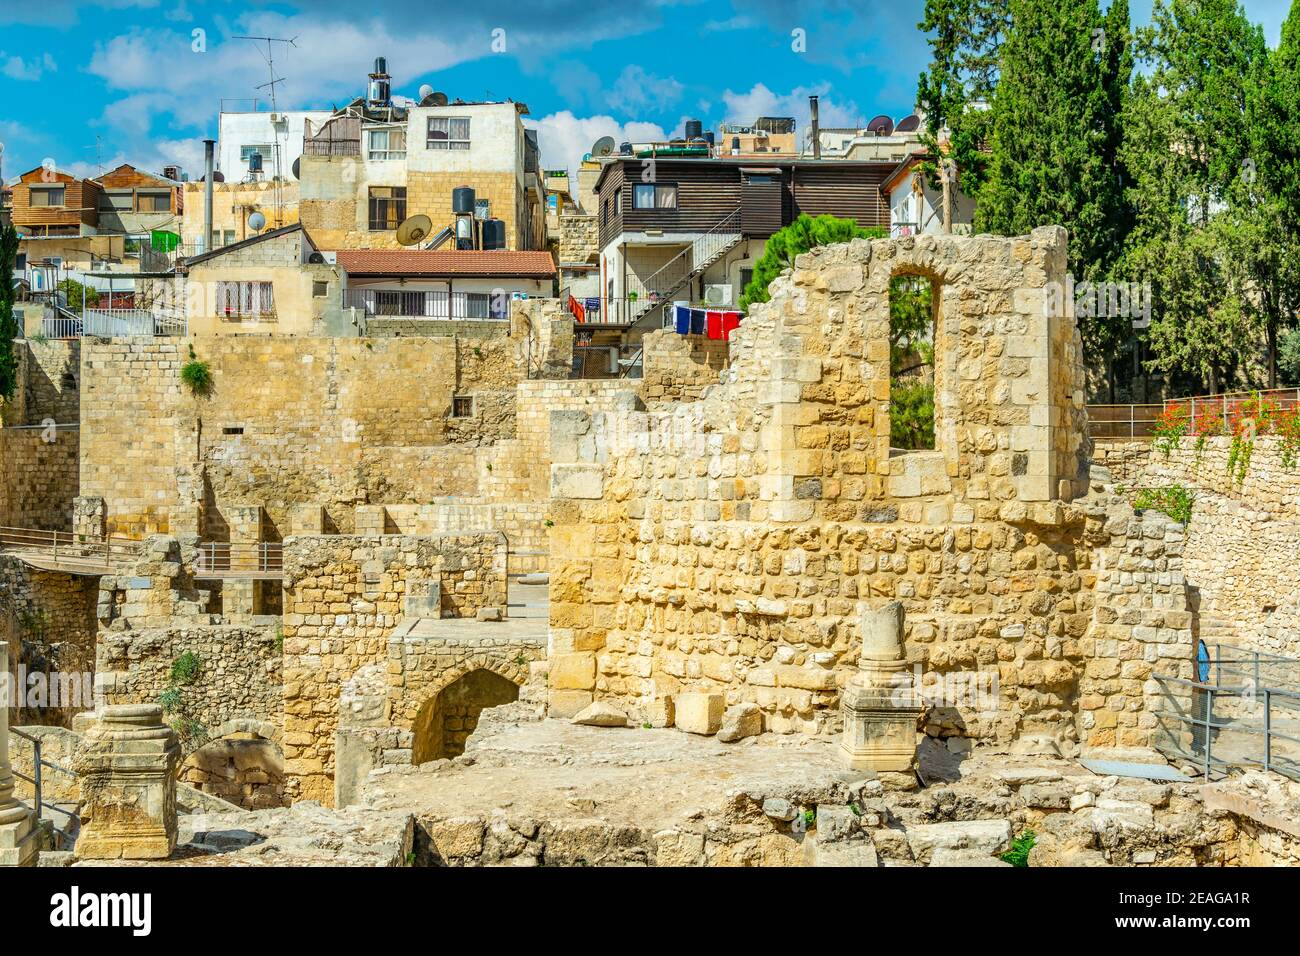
[720,82,862,133]
[607,65,684,114]
[526,110,668,181]
[1,52,56,81]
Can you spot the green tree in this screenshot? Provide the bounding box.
[0,222,19,402]
[976,0,1129,292]
[1247,0,1300,386]
[738,214,885,311]
[1119,0,1269,392]
[56,277,99,316]
[916,0,1011,194]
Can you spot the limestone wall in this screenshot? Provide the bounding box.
[1098,436,1300,656]
[639,330,729,407]
[0,341,81,530]
[0,427,79,530]
[80,332,535,537]
[96,622,282,752]
[0,556,99,726]
[279,532,508,804]
[545,230,1186,750]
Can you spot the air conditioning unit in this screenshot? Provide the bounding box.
[269,112,284,124]
[320,251,337,264]
[703,284,733,306]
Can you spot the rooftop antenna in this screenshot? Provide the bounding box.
[233,34,298,226]
[84,134,106,179]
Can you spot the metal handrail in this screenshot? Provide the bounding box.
[1152,671,1300,781]
[625,208,742,323]
[9,727,80,850]
[195,541,284,577]
[0,525,142,568]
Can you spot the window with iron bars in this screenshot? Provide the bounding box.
[215,280,276,319]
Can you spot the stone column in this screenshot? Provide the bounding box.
[73,704,180,861]
[0,644,39,866]
[840,601,926,774]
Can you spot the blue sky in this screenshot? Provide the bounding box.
[0,0,1293,184]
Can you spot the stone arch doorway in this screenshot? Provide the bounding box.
[411,667,521,764]
[179,720,286,810]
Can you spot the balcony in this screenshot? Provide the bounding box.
[344,289,511,321]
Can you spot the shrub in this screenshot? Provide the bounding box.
[170,650,202,685]
[1000,829,1036,867]
[1134,484,1194,525]
[739,214,885,310]
[180,345,213,397]
[1152,405,1189,458]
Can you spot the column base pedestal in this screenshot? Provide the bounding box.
[0,804,40,867]
[839,684,925,773]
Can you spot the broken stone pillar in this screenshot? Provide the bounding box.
[840,601,926,773]
[73,704,180,860]
[0,645,39,866]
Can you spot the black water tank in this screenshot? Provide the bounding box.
[481,219,506,250]
[685,118,703,140]
[452,186,476,215]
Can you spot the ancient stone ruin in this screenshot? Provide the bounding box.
[2,229,1298,868]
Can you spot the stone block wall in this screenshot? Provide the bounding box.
[639,329,729,407]
[1,556,99,726]
[557,214,597,263]
[0,340,81,530]
[95,622,282,754]
[1101,436,1300,656]
[79,332,535,537]
[0,426,79,530]
[545,230,1185,749]
[279,532,508,804]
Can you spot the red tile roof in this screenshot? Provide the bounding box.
[336,249,557,278]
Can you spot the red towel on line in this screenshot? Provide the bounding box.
[706,310,724,340]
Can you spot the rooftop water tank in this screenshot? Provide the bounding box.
[452,186,476,215]
[481,219,506,250]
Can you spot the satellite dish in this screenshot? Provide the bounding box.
[592,136,616,158]
[895,114,921,133]
[418,84,434,100]
[247,211,267,232]
[396,214,434,246]
[291,157,301,180]
[867,114,895,136]
[419,90,449,107]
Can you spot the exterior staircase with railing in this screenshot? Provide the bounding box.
[624,208,742,326]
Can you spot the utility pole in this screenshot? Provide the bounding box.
[941,158,955,235]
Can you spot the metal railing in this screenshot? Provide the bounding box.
[83,308,188,338]
[1153,674,1300,781]
[1153,644,1300,781]
[624,208,742,324]
[1087,403,1164,439]
[194,542,284,578]
[343,289,511,321]
[0,525,142,572]
[1088,389,1300,440]
[9,728,81,850]
[39,311,83,339]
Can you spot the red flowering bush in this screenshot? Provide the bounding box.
[1152,405,1189,458]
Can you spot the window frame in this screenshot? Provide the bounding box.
[632,183,677,210]
[367,186,408,231]
[426,116,471,150]
[240,144,273,165]
[30,186,66,208]
[367,127,407,161]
